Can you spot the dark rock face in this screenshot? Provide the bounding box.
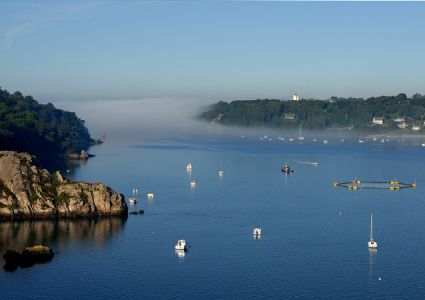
[3,250,21,271]
[0,151,128,220]
[3,246,54,271]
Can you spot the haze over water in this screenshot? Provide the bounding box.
[2,133,425,299]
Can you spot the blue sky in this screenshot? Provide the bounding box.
[1,1,425,103]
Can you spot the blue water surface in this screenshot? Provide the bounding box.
[1,136,425,299]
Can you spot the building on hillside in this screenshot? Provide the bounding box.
[292,93,300,101]
[372,117,384,125]
[412,125,421,131]
[398,122,408,129]
[284,113,296,120]
[394,117,405,123]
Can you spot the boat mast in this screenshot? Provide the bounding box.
[370,213,374,241]
[299,124,302,138]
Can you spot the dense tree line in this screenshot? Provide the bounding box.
[0,87,93,159]
[200,93,425,131]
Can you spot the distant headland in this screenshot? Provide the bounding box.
[200,93,425,132]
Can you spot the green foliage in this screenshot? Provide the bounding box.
[0,87,93,158]
[54,192,70,206]
[200,94,425,131]
[48,174,60,195]
[29,189,38,204]
[80,192,89,204]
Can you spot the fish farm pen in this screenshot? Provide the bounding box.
[333,179,417,191]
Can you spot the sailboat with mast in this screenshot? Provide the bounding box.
[368,213,378,249]
[298,124,304,140]
[129,188,138,204]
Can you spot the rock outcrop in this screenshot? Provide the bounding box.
[0,151,127,220]
[3,245,54,271]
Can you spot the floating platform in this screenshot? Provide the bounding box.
[333,179,416,191]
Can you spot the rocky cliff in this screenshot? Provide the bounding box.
[0,151,127,220]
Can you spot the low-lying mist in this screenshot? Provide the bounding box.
[60,98,393,144]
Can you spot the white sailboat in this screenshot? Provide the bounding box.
[298,124,304,140]
[368,213,378,249]
[129,188,138,204]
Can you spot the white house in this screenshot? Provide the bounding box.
[394,117,405,123]
[292,93,300,101]
[284,113,296,120]
[372,117,384,125]
[412,125,421,131]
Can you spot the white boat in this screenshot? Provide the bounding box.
[186,163,192,171]
[312,138,317,142]
[421,143,425,147]
[218,170,224,177]
[129,188,138,204]
[147,193,154,199]
[298,124,304,140]
[289,138,294,142]
[323,140,328,144]
[253,226,262,236]
[368,213,378,249]
[359,139,364,143]
[175,239,187,251]
[190,180,196,188]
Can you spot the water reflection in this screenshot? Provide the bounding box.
[368,248,377,281]
[0,218,127,265]
[175,249,186,260]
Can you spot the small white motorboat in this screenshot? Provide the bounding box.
[368,213,378,249]
[421,143,425,147]
[190,180,196,188]
[253,226,262,236]
[218,170,224,177]
[175,239,187,251]
[186,163,192,171]
[147,193,154,199]
[323,140,328,144]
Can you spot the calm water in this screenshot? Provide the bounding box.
[1,136,425,299]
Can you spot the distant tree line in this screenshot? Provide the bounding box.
[0,87,93,159]
[199,93,425,131]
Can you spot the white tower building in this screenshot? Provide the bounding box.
[292,93,300,101]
